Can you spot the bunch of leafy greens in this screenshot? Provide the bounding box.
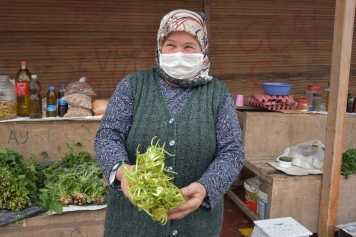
[123,137,185,225]
[0,147,40,212]
[39,141,108,214]
[341,148,356,180]
[0,140,108,215]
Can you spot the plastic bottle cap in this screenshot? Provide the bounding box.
[60,84,66,88]
[31,75,37,79]
[21,61,26,65]
[348,90,353,94]
[297,98,308,103]
[49,86,55,90]
[307,85,321,90]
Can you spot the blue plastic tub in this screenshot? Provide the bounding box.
[262,82,293,96]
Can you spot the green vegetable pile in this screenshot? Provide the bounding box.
[0,140,108,215]
[39,141,108,214]
[0,148,39,212]
[341,148,356,180]
[123,138,185,225]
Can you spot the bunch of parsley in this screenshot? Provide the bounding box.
[341,148,356,180]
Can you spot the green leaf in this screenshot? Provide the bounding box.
[91,182,98,189]
[50,201,63,214]
[41,152,49,158]
[72,140,82,147]
[341,148,356,180]
[86,196,92,203]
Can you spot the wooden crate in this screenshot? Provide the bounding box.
[0,209,106,237]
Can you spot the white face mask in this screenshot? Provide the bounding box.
[159,52,204,80]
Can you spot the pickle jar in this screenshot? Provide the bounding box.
[306,85,321,109]
[0,75,17,120]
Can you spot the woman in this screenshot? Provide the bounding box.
[94,9,245,237]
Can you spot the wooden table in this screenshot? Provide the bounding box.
[227,159,356,233]
[0,209,106,236]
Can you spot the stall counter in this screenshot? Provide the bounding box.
[0,116,102,162]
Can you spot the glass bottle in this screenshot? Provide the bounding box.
[0,75,17,120]
[57,84,68,117]
[46,86,57,117]
[29,75,42,119]
[346,90,354,113]
[15,61,31,116]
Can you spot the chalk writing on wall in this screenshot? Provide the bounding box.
[7,125,93,146]
[1,122,99,161]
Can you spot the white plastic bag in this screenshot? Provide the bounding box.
[245,176,264,193]
[287,140,325,169]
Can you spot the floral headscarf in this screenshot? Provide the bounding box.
[153,9,213,88]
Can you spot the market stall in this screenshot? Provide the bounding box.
[0,0,356,236]
[229,2,356,236]
[226,111,356,233]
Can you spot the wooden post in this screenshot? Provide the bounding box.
[318,0,356,236]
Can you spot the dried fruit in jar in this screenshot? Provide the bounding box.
[0,102,17,120]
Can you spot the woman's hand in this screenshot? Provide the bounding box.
[116,164,136,205]
[168,182,207,220]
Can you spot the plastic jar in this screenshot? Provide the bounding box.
[0,75,17,120]
[313,93,322,111]
[306,85,321,108]
[296,98,308,112]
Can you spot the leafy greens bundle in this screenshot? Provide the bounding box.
[341,148,356,180]
[123,138,185,225]
[0,141,108,215]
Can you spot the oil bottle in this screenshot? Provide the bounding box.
[57,84,68,117]
[346,90,354,113]
[46,86,57,117]
[29,75,42,119]
[15,61,31,116]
